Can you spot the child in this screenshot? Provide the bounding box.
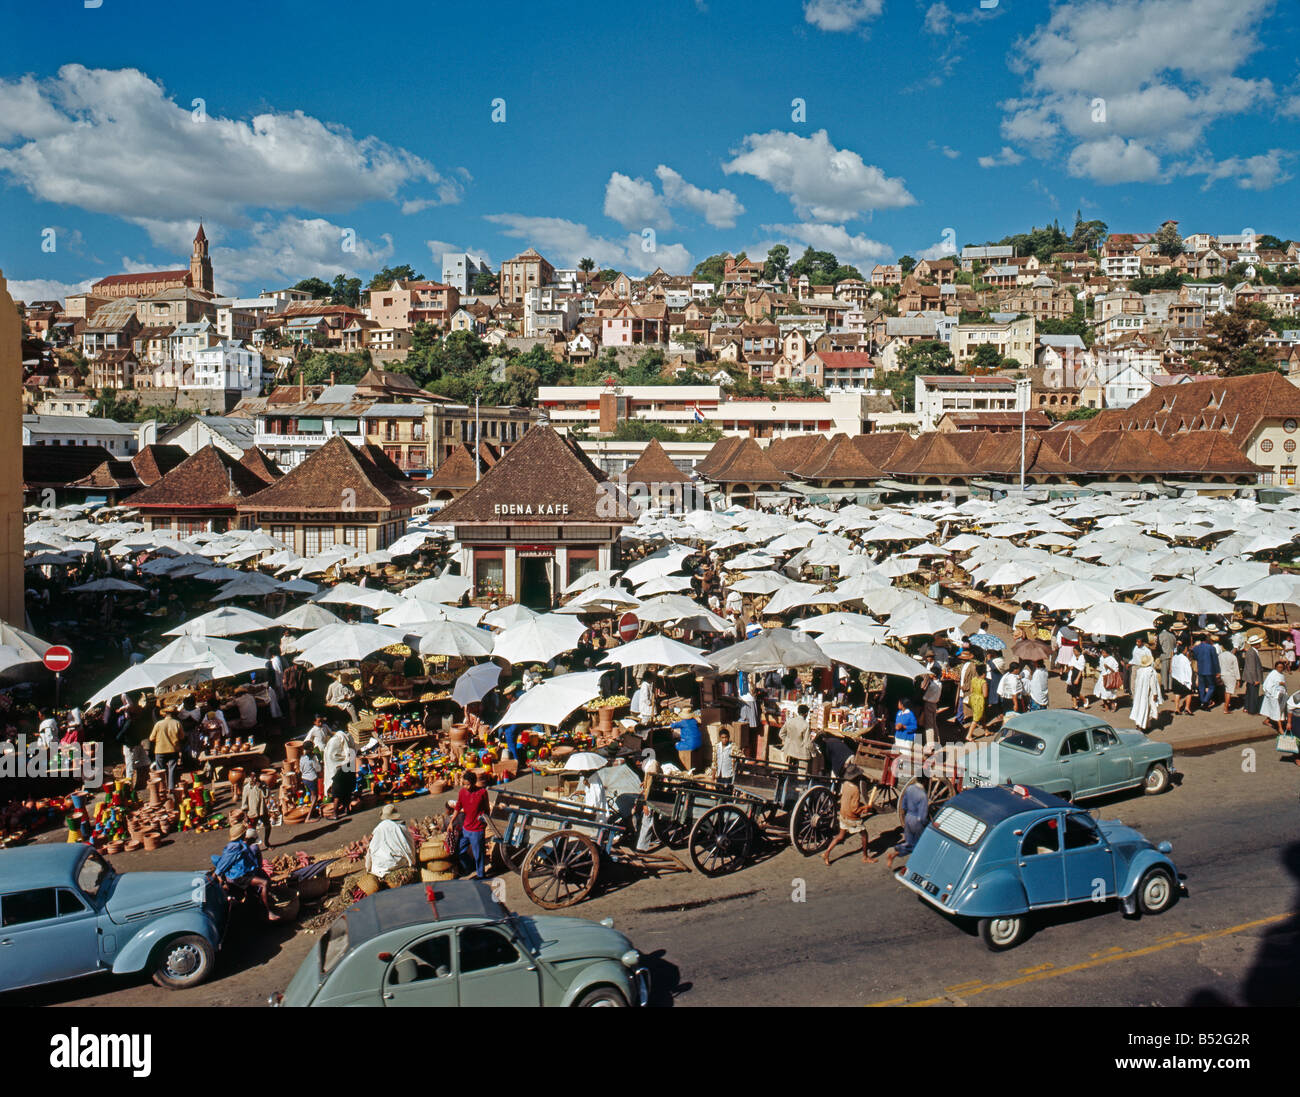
[298,744,322,821]
[713,729,736,788]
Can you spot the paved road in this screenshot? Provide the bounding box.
[7,742,1298,1008]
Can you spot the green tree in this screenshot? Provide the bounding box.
[692,253,729,285]
[330,274,362,308]
[1070,214,1108,252]
[500,362,540,405]
[898,255,917,274]
[578,257,595,273]
[763,244,790,282]
[367,264,423,291]
[896,340,954,373]
[297,350,371,385]
[1155,222,1184,258]
[293,277,332,299]
[1196,302,1275,375]
[970,344,1004,371]
[511,343,566,387]
[470,270,499,295]
[1257,234,1286,251]
[598,269,619,282]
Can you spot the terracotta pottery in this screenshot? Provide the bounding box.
[296,875,329,901]
[141,833,161,851]
[124,839,142,852]
[227,767,246,797]
[284,740,303,764]
[596,706,615,734]
[429,779,448,795]
[146,783,161,807]
[105,841,124,855]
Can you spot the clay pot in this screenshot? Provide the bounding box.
[284,740,304,764]
[141,833,161,852]
[146,783,161,807]
[429,779,448,795]
[282,806,310,826]
[124,839,142,852]
[227,767,245,796]
[596,706,615,734]
[296,875,329,901]
[105,841,124,855]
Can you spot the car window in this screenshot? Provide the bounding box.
[1063,814,1101,850]
[1021,818,1059,857]
[57,889,87,916]
[1,887,58,927]
[459,926,521,973]
[388,934,453,984]
[1059,731,1091,757]
[321,917,349,974]
[1092,727,1118,747]
[998,731,1045,754]
[76,852,110,900]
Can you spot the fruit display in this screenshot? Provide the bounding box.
[586,695,630,710]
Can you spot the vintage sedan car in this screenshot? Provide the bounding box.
[275,880,650,1007]
[897,784,1181,950]
[0,844,227,993]
[961,709,1175,800]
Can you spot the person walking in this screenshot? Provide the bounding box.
[1065,646,1086,710]
[966,662,988,737]
[149,706,186,791]
[1261,660,1288,734]
[1156,622,1177,692]
[1242,636,1265,715]
[1218,638,1240,715]
[1129,650,1163,732]
[240,771,274,850]
[1190,633,1221,711]
[997,660,1022,714]
[822,764,876,865]
[1027,660,1050,712]
[450,771,490,880]
[1169,643,1195,716]
[1094,648,1122,712]
[298,743,322,820]
[323,726,356,818]
[887,778,930,872]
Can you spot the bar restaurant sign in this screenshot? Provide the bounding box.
[517,546,555,558]
[493,503,570,516]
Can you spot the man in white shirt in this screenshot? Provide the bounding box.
[1028,662,1050,710]
[1013,603,1034,639]
[714,729,736,787]
[631,678,654,723]
[325,675,358,724]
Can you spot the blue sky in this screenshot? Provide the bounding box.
[2,0,1298,301]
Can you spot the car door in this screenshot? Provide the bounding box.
[1062,813,1117,903]
[382,931,459,1007]
[1056,731,1100,797]
[455,924,542,1007]
[1090,726,1134,792]
[0,887,101,991]
[1018,816,1066,907]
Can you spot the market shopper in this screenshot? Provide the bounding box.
[450,771,490,880]
[1261,660,1288,734]
[366,804,416,878]
[1065,647,1086,710]
[298,743,322,820]
[1191,633,1221,710]
[324,726,357,817]
[240,771,273,850]
[1242,636,1265,715]
[671,706,704,771]
[779,704,815,772]
[822,763,876,865]
[919,666,942,747]
[149,706,186,790]
[1093,649,1122,712]
[1218,639,1241,714]
[209,825,280,920]
[1129,650,1163,733]
[887,778,930,872]
[1169,644,1195,716]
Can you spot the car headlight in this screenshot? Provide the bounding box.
[620,949,639,969]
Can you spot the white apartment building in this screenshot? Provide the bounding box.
[951,316,1036,367]
[913,375,1031,431]
[191,341,265,394]
[441,252,490,295]
[22,415,155,455]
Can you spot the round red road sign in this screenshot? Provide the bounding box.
[43,645,73,673]
[618,613,639,642]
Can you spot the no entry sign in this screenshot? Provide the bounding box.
[43,645,73,673]
[618,613,639,642]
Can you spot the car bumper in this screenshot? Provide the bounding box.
[633,967,650,1006]
[896,870,946,912]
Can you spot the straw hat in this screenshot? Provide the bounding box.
[1247,634,1263,646]
[1138,650,1155,668]
[1246,627,1266,644]
[1170,622,1187,632]
[229,824,245,841]
[380,804,401,822]
[1228,621,1243,632]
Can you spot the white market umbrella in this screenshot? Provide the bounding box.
[87,663,212,708]
[1028,578,1116,612]
[274,603,343,631]
[165,606,279,638]
[484,604,540,630]
[763,582,834,616]
[564,569,620,595]
[69,578,145,594]
[599,635,712,670]
[1234,574,1300,609]
[1071,601,1162,638]
[348,588,403,612]
[452,662,505,710]
[635,595,731,632]
[729,550,778,571]
[622,545,694,587]
[411,620,495,658]
[709,628,831,674]
[557,586,640,615]
[403,573,472,604]
[291,623,408,666]
[563,751,609,772]
[794,611,880,634]
[145,636,267,680]
[492,614,586,665]
[211,574,286,601]
[886,605,967,638]
[492,670,608,729]
[377,598,454,628]
[634,574,694,597]
[817,641,927,678]
[1142,582,1235,616]
[729,573,791,596]
[0,624,51,663]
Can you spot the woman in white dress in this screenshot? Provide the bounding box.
[1093,649,1121,711]
[1260,661,1288,733]
[1129,650,1163,732]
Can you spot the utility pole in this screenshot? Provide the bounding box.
[474,390,482,481]
[1016,376,1031,494]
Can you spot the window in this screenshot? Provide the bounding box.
[1021,818,1060,857]
[1060,731,1091,757]
[340,526,367,550]
[998,731,1045,754]
[1092,727,1118,748]
[57,889,87,916]
[932,806,988,847]
[76,852,110,900]
[458,926,520,973]
[388,934,453,984]
[304,526,336,555]
[1063,814,1101,850]
[1,887,58,926]
[475,554,504,599]
[320,918,349,974]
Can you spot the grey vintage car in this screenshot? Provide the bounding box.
[0,844,227,993]
[275,880,650,1007]
[960,710,1175,801]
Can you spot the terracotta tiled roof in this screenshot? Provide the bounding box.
[92,270,190,288]
[940,411,1054,429]
[765,434,826,476]
[239,436,425,513]
[793,433,882,481]
[705,438,785,485]
[125,446,270,511]
[1165,432,1258,475]
[67,459,141,491]
[237,446,283,483]
[890,431,979,478]
[426,444,480,491]
[1073,430,1184,474]
[131,444,190,487]
[435,426,633,525]
[23,445,116,490]
[622,438,693,485]
[695,435,743,478]
[852,431,914,471]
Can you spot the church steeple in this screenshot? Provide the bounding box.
[190,222,214,294]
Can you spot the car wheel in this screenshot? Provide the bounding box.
[978,915,1028,952]
[150,934,216,990]
[1143,763,1170,795]
[1136,867,1176,915]
[575,986,627,1007]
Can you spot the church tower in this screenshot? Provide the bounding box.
[190,222,214,294]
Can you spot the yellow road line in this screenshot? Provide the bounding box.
[945,979,985,992]
[1019,963,1054,974]
[870,913,1287,1007]
[868,996,907,1007]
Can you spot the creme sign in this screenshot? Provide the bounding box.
[493,503,570,516]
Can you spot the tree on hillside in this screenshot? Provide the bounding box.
[1197,302,1276,375]
[899,255,917,274]
[578,257,595,272]
[970,344,1005,371]
[293,277,332,299]
[763,244,789,282]
[367,265,423,291]
[897,340,954,374]
[1155,222,1184,258]
[1070,213,1108,252]
[297,350,371,385]
[692,253,729,286]
[330,274,362,308]
[470,270,499,295]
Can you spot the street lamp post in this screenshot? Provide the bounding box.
[474,390,481,482]
[1016,376,1032,494]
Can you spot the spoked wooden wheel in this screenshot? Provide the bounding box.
[926,777,956,819]
[689,805,753,877]
[651,813,690,850]
[520,830,600,909]
[872,782,899,816]
[789,785,838,855]
[494,835,529,874]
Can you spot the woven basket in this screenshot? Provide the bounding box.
[421,868,456,883]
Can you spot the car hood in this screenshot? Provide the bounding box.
[103,871,203,924]
[1097,819,1154,860]
[520,915,634,965]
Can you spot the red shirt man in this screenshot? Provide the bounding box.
[453,780,489,832]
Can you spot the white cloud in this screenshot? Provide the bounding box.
[485,214,691,274]
[4,276,94,304]
[916,236,958,261]
[762,222,893,267]
[1001,0,1278,184]
[603,172,673,231]
[654,166,744,229]
[939,146,961,159]
[201,217,395,293]
[723,129,915,221]
[803,0,885,32]
[1066,137,1163,184]
[425,240,492,269]
[1185,149,1292,191]
[924,2,953,35]
[977,146,1025,168]
[0,65,460,227]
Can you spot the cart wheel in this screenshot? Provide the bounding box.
[689,805,753,877]
[494,836,529,874]
[789,785,838,855]
[651,813,690,850]
[872,782,899,816]
[520,830,600,909]
[926,777,956,819]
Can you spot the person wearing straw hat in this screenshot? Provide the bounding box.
[365,804,416,878]
[1242,634,1265,715]
[209,824,280,920]
[822,763,876,866]
[1128,649,1162,733]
